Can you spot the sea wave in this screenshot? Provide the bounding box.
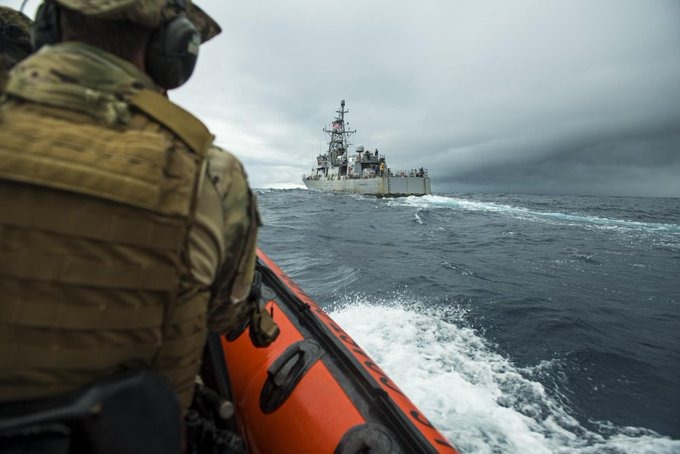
[330,298,680,454]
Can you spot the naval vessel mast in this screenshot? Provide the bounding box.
[322,100,356,177]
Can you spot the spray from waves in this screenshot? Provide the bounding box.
[329,297,680,454]
[390,195,680,236]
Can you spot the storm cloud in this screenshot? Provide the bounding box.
[16,0,680,196]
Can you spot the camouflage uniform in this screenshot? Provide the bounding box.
[0,0,259,412]
[0,7,33,74]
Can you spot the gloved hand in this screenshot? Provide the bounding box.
[247,271,280,348]
[249,304,280,348]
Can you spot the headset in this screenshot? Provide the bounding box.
[33,0,200,89]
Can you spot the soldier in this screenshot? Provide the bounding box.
[0,6,33,75]
[0,0,265,415]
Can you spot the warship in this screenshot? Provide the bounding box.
[302,100,431,197]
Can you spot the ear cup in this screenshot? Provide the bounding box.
[145,15,200,89]
[33,2,61,50]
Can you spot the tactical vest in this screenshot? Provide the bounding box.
[0,88,214,411]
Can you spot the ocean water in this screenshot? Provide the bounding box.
[255,189,680,453]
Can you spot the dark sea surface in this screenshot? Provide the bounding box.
[255,189,680,453]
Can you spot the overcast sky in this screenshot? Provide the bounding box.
[15,0,680,197]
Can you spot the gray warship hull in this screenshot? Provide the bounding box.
[302,175,431,197]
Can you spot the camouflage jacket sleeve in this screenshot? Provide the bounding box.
[188,145,261,333]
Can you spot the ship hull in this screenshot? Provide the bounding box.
[302,176,431,197]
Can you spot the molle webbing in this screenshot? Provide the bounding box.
[0,341,160,370]
[0,108,201,216]
[0,178,181,381]
[0,183,185,250]
[153,290,211,411]
[130,90,214,156]
[0,109,189,215]
[0,283,207,330]
[0,298,165,330]
[0,251,175,289]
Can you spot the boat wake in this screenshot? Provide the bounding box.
[330,297,680,454]
[391,195,680,237]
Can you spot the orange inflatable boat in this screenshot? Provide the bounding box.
[210,249,458,453]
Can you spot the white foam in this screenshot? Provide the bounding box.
[329,299,680,453]
[414,208,424,225]
[391,195,680,237]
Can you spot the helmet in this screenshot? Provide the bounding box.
[0,6,34,71]
[54,0,221,43]
[33,0,221,88]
